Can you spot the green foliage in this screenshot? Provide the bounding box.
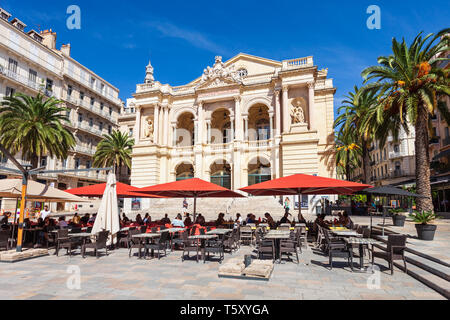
[409,210,440,225]
[0,92,75,167]
[93,130,134,171]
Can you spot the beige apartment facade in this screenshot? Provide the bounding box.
[0,7,122,211]
[125,53,336,211]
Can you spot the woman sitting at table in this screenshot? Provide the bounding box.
[57,216,68,228]
[195,214,205,226]
[341,212,354,229]
[278,212,291,225]
[215,213,225,227]
[72,212,81,225]
[172,214,185,228]
[263,213,277,229]
[143,213,151,224]
[135,214,144,226]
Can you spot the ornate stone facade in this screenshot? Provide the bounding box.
[121,53,337,212]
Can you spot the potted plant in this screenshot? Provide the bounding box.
[409,210,440,241]
[389,208,407,227]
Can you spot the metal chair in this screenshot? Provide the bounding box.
[56,229,77,257]
[128,229,143,258]
[279,237,299,264]
[0,230,9,251]
[203,238,224,263]
[145,231,169,260]
[82,231,109,259]
[322,227,353,271]
[255,231,275,261]
[372,234,407,275]
[240,226,253,246]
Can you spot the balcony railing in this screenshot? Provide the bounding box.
[75,122,105,137]
[282,57,313,70]
[389,151,408,159]
[74,145,96,155]
[248,140,271,148]
[1,69,46,93]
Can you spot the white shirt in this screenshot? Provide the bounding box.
[40,209,51,220]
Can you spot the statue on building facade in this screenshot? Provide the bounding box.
[144,117,154,141]
[291,100,306,124]
[198,56,243,86]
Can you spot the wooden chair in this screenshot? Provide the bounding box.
[82,231,109,259]
[372,234,407,275]
[322,227,353,271]
[145,231,169,260]
[255,231,275,261]
[56,229,77,257]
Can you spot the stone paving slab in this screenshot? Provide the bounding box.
[0,243,445,300]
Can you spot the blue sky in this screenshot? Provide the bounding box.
[2,0,449,118]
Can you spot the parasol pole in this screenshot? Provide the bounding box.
[193,194,197,223]
[16,172,28,252]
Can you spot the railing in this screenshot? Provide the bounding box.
[282,56,313,70]
[1,69,48,93]
[211,142,232,151]
[389,151,408,159]
[74,145,96,155]
[75,122,104,137]
[248,140,271,148]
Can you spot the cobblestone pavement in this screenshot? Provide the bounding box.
[0,243,445,300]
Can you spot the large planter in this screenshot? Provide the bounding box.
[415,224,437,241]
[392,215,406,227]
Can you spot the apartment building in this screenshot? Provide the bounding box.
[0,7,122,210]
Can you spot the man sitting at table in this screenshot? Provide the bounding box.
[160,214,171,225]
[80,213,90,225]
[172,214,185,228]
[215,213,225,227]
[263,213,277,229]
[57,216,68,228]
[184,213,192,227]
[195,214,205,226]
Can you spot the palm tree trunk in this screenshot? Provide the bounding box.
[415,108,434,212]
[345,152,351,181]
[362,140,371,184]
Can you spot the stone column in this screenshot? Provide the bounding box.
[234,97,243,141]
[194,119,199,145]
[308,81,315,131]
[134,106,141,142]
[172,123,177,147]
[282,85,290,133]
[243,116,248,141]
[206,120,211,144]
[274,90,281,137]
[163,106,169,145]
[269,112,274,140]
[197,102,204,145]
[230,116,235,142]
[153,105,159,145]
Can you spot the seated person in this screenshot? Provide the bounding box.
[278,212,291,225]
[195,214,205,226]
[122,213,130,223]
[215,213,225,227]
[160,214,171,225]
[184,213,192,227]
[80,213,90,225]
[57,216,68,228]
[143,213,151,224]
[263,212,277,229]
[341,212,354,229]
[172,214,185,228]
[72,212,81,225]
[88,213,97,224]
[135,214,144,225]
[1,212,9,226]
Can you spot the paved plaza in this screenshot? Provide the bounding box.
[0,238,445,300]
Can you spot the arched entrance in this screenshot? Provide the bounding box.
[210,160,231,189]
[176,162,194,181]
[248,157,271,186]
[176,112,195,147]
[248,104,270,141]
[211,109,233,144]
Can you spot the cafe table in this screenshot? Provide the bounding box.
[344,237,381,270]
[264,230,291,261]
[132,233,160,259]
[68,232,93,247]
[330,230,362,237]
[188,234,218,261]
[157,227,185,233]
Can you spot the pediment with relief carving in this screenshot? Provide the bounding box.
[195,56,243,90]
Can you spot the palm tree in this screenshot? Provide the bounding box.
[93,130,134,180]
[361,29,450,212]
[334,86,378,184]
[0,92,75,169]
[335,126,361,181]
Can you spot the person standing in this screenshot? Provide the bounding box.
[284,197,291,215]
[182,198,188,214]
[40,205,51,220]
